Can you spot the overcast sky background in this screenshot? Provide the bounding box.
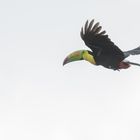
[0,0,140,140]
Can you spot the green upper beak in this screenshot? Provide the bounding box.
[63,50,96,66]
[63,50,84,65]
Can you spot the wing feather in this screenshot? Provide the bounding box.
[94,26,102,34]
[84,20,89,34]
[80,19,124,59]
[87,19,94,32]
[91,22,100,32]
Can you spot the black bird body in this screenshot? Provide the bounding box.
[81,20,125,70]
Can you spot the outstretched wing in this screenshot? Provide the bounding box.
[80,19,124,57]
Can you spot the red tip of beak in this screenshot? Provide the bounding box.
[63,57,69,66]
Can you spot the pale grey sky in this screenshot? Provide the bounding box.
[0,0,140,140]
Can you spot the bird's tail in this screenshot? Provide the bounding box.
[127,61,140,67]
[124,46,140,58]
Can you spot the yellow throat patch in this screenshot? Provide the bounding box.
[83,51,96,65]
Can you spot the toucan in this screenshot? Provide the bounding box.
[63,19,140,70]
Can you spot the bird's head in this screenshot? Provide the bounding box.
[63,50,96,65]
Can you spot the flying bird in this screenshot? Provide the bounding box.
[63,19,140,70]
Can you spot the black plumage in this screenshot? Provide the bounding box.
[80,19,125,70]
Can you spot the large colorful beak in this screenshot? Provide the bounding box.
[63,50,84,66]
